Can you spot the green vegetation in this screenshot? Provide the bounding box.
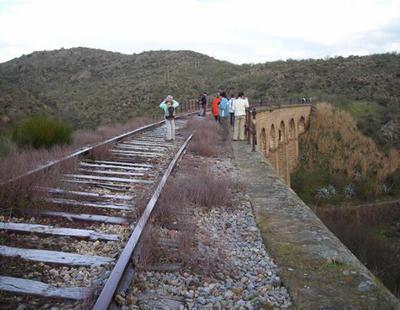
[0,133,11,156]
[387,169,400,196]
[0,48,399,148]
[291,103,400,206]
[317,204,400,297]
[340,101,398,150]
[11,115,72,148]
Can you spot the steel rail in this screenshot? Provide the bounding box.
[1,112,197,186]
[92,134,193,310]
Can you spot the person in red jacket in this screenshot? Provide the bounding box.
[211,93,220,122]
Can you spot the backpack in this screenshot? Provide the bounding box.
[166,105,175,119]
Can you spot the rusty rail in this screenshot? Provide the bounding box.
[92,134,193,310]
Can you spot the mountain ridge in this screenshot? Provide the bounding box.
[1,48,399,146]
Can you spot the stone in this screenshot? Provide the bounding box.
[232,287,243,295]
[358,280,374,292]
[224,290,234,299]
[197,297,206,305]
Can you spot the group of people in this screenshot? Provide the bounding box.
[206,92,249,141]
[159,92,250,141]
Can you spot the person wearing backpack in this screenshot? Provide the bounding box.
[159,95,179,141]
[218,92,230,140]
[198,92,207,117]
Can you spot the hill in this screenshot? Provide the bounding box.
[0,48,399,146]
[0,47,238,127]
[227,54,400,148]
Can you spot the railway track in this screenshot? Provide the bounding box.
[0,117,192,309]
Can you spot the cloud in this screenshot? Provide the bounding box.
[0,0,399,64]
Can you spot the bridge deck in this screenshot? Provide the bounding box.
[233,141,399,309]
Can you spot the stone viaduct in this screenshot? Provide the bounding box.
[249,104,312,185]
[239,104,399,307]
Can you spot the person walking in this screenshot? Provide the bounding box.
[218,92,230,140]
[211,93,220,122]
[199,92,207,117]
[227,94,235,126]
[159,95,179,141]
[232,92,249,140]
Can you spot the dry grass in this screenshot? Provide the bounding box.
[0,153,78,214]
[134,177,196,269]
[133,117,235,273]
[304,103,400,179]
[0,116,154,213]
[153,181,188,224]
[174,171,231,209]
[134,166,232,270]
[86,143,113,161]
[133,224,163,269]
[0,116,154,183]
[185,118,232,157]
[0,115,153,216]
[298,102,400,197]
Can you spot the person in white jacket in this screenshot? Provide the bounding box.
[232,92,249,140]
[227,94,235,126]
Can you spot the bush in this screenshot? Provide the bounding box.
[175,171,230,209]
[354,176,379,201]
[291,166,330,204]
[12,115,72,149]
[0,133,12,157]
[185,118,229,157]
[387,169,400,196]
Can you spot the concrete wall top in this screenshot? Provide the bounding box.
[233,141,399,308]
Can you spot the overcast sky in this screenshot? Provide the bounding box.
[0,0,400,64]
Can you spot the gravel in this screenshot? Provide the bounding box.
[126,154,292,309]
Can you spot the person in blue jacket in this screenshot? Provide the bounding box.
[159,95,179,141]
[218,92,230,140]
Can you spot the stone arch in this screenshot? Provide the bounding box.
[260,128,267,154]
[278,120,286,144]
[298,116,305,134]
[269,124,276,150]
[289,118,296,140]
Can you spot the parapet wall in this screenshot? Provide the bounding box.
[233,141,399,309]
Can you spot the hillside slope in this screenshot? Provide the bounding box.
[0,48,238,127]
[292,103,400,205]
[0,48,399,135]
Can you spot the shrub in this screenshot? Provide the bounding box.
[186,118,230,157]
[387,169,400,196]
[354,176,379,201]
[12,115,72,149]
[0,133,12,157]
[175,171,230,209]
[291,166,330,204]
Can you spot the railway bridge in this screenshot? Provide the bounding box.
[245,104,312,185]
[1,105,399,309]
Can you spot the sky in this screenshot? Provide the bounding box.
[0,0,400,64]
